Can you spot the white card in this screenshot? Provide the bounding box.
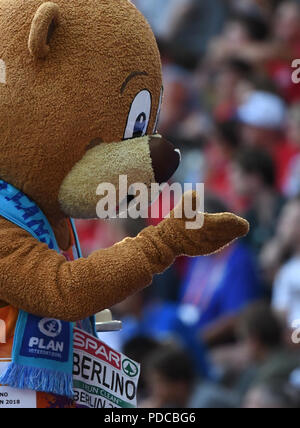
[0,359,37,408]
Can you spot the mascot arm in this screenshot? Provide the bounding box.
[0,193,248,322]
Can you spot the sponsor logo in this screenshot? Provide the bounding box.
[122,359,138,378]
[38,318,62,338]
[20,314,69,362]
[74,330,121,369]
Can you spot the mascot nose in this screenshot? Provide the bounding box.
[149,136,181,184]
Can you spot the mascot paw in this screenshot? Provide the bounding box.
[160,191,249,257]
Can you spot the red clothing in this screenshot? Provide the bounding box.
[204,143,248,213]
[266,40,300,103]
[274,140,299,191]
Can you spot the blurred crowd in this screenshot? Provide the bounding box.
[77,0,300,408]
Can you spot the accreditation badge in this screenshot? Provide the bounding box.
[0,359,37,408]
[73,328,140,409]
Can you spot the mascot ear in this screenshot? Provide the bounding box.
[28,2,60,59]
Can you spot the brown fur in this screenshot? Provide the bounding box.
[0,193,249,321]
[0,0,249,319]
[0,0,162,246]
[59,135,155,219]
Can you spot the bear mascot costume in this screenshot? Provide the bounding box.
[0,0,249,408]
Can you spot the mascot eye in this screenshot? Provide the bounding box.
[153,88,163,134]
[124,90,152,139]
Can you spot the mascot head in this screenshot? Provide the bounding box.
[0,0,180,233]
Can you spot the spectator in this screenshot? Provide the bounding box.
[243,380,300,408]
[267,1,300,102]
[212,58,254,121]
[283,103,300,197]
[274,0,300,46]
[163,0,228,64]
[231,147,285,253]
[123,336,161,402]
[271,197,300,326]
[208,12,270,66]
[238,303,299,391]
[237,91,286,146]
[141,346,196,408]
[180,195,262,346]
[76,0,300,409]
[108,289,212,379]
[204,120,243,211]
[236,90,298,190]
[260,196,300,287]
[159,64,206,140]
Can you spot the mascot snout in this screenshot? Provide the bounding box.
[58,134,180,219]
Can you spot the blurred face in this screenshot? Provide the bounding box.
[274,2,300,42]
[240,124,279,149]
[231,163,263,197]
[148,371,190,408]
[224,21,251,46]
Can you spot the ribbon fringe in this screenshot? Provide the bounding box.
[0,362,74,398]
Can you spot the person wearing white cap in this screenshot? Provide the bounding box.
[237,90,287,150]
[237,90,295,190]
[238,91,287,129]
